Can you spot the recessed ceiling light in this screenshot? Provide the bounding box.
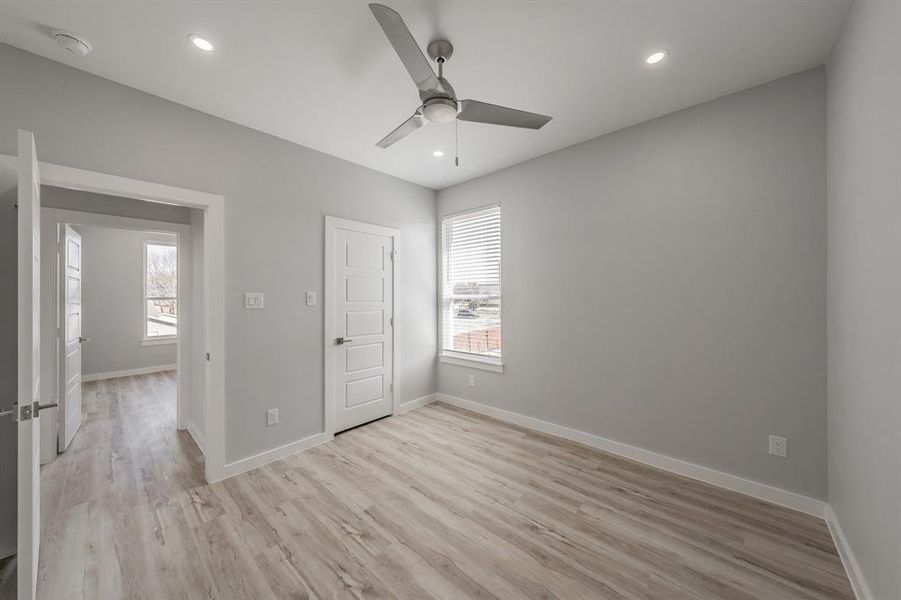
[645,50,668,65]
[432,150,444,157]
[188,34,214,52]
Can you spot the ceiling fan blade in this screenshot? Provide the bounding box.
[457,100,552,129]
[376,111,425,148]
[369,4,443,96]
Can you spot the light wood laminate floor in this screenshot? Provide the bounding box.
[38,372,853,599]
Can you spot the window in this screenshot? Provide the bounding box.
[144,241,177,341]
[440,205,502,371]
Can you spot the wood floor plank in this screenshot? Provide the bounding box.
[37,373,854,599]
[384,418,830,598]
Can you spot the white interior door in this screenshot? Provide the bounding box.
[58,224,82,452]
[328,221,394,433]
[17,130,42,600]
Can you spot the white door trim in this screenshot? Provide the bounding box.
[1,154,227,484]
[324,216,401,438]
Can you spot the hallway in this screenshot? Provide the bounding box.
[37,371,200,599]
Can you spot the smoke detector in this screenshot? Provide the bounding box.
[51,30,92,56]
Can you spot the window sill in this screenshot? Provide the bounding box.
[439,353,504,373]
[142,337,176,347]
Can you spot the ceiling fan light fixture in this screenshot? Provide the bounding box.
[422,98,458,123]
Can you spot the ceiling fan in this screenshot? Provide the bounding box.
[369,3,553,149]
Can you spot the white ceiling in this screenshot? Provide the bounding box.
[0,1,849,190]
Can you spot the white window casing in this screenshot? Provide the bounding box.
[440,205,503,371]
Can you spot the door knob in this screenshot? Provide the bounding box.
[78,337,90,343]
[335,337,353,345]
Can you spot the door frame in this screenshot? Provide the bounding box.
[44,210,192,458]
[1,154,227,483]
[323,216,401,438]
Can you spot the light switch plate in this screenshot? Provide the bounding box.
[266,408,278,426]
[244,292,264,309]
[305,291,317,306]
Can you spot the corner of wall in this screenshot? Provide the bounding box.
[825,505,874,600]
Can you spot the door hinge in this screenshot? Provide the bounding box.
[389,317,393,327]
[205,352,211,362]
[389,383,394,392]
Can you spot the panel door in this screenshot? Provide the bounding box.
[331,228,394,433]
[59,224,83,451]
[17,129,41,600]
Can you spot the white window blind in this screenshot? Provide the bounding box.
[441,205,501,360]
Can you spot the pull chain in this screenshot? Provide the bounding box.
[455,117,460,167]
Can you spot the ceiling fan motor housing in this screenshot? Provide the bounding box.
[427,39,454,63]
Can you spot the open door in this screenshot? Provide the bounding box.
[58,224,83,451]
[17,130,44,600]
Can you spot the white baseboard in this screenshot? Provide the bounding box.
[186,419,206,455]
[825,505,872,600]
[82,364,177,382]
[398,394,436,415]
[435,393,826,518]
[220,397,434,481]
[222,432,331,479]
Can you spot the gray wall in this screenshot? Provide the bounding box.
[437,69,827,499]
[43,186,192,224]
[826,1,901,597]
[0,43,438,464]
[77,225,178,376]
[0,186,17,558]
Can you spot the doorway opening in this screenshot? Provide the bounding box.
[2,134,226,600]
[44,215,188,463]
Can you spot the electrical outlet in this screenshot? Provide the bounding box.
[266,408,279,426]
[468,374,476,387]
[768,435,787,458]
[305,291,316,306]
